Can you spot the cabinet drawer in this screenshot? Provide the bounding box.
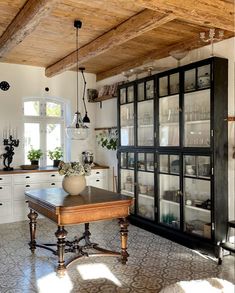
[44,172,62,182]
[0,185,12,200]
[0,200,12,223]
[0,175,12,185]
[13,173,49,184]
[90,169,108,178]
[13,183,48,200]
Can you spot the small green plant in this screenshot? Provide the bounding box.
[27,148,43,161]
[48,147,63,160]
[96,129,118,150]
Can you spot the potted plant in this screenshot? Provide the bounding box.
[27,148,43,166]
[48,147,63,167]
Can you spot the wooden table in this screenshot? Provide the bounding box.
[25,186,133,276]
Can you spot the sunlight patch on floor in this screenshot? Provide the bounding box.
[76,263,122,286]
[37,272,73,293]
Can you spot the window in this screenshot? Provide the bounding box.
[23,97,67,166]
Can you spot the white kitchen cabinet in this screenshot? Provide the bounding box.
[0,168,109,224]
[86,169,109,190]
[0,175,12,223]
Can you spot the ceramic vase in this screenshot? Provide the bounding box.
[62,175,86,195]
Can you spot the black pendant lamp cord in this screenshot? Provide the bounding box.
[81,69,87,114]
[76,26,79,127]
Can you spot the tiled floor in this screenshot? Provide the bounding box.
[0,219,234,293]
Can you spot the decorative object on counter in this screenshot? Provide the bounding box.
[1,133,19,171]
[27,148,43,166]
[20,164,38,170]
[96,128,118,150]
[200,28,224,56]
[48,147,63,167]
[65,20,90,141]
[58,161,91,195]
[87,83,119,103]
[82,151,94,165]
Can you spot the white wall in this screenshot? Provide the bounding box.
[96,37,235,220]
[0,63,97,168]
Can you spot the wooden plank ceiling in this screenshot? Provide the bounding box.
[0,0,234,80]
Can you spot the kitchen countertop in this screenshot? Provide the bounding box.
[0,163,109,175]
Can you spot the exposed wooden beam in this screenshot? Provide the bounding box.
[126,0,235,32]
[0,0,61,58]
[45,10,175,77]
[96,37,205,81]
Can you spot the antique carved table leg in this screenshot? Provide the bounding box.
[55,226,68,276]
[28,209,38,253]
[119,217,129,264]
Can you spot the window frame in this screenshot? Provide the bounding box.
[23,96,69,166]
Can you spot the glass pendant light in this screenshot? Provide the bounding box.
[66,20,90,140]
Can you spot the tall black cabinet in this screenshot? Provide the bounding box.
[117,57,228,255]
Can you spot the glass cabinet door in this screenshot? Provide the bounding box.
[184,64,211,147]
[137,153,155,220]
[120,152,135,214]
[159,154,180,229]
[184,155,211,239]
[159,95,180,146]
[120,103,134,146]
[137,78,154,146]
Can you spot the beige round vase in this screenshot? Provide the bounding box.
[62,175,86,195]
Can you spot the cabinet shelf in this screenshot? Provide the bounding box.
[121,189,134,196]
[185,205,211,213]
[139,124,154,128]
[161,199,179,206]
[185,120,210,124]
[138,193,154,200]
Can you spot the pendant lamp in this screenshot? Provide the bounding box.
[66,20,90,140]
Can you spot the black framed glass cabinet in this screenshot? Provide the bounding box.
[117,57,228,257]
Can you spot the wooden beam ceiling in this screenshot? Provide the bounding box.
[0,0,61,58]
[129,0,235,32]
[96,37,206,81]
[45,9,176,77]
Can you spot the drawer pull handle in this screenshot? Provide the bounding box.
[0,178,2,180]
[96,179,100,182]
[0,187,2,189]
[51,183,55,186]
[96,172,100,174]
[25,176,30,179]
[51,174,55,177]
[0,203,2,206]
[26,185,30,187]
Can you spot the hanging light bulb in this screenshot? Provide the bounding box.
[65,20,90,140]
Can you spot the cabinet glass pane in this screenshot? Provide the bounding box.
[120,88,126,104]
[138,83,144,101]
[184,90,210,147]
[159,95,179,146]
[159,174,180,229]
[146,153,154,171]
[127,86,134,103]
[137,169,154,220]
[120,104,134,146]
[120,152,135,169]
[146,80,154,99]
[198,65,210,89]
[184,69,196,92]
[159,76,168,96]
[184,178,211,238]
[137,100,154,146]
[159,155,168,173]
[184,155,211,178]
[169,73,179,95]
[120,169,135,214]
[137,153,155,172]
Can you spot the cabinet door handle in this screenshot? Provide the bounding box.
[25,185,30,187]
[96,179,100,182]
[51,174,55,177]
[51,183,55,186]
[0,187,2,189]
[25,176,30,179]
